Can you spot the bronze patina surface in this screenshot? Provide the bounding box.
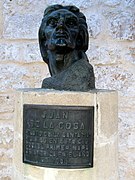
[23,105,94,168]
[39,5,95,91]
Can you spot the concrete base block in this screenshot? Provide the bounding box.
[13,89,118,180]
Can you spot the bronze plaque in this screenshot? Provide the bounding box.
[23,105,94,169]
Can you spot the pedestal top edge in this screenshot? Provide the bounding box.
[15,88,117,94]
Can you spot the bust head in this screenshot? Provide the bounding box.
[39,5,95,91]
[39,5,89,66]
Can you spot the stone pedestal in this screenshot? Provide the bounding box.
[13,89,118,180]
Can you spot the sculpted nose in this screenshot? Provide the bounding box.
[58,20,64,26]
[56,19,66,31]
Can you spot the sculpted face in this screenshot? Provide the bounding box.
[44,9,79,53]
[39,5,95,90]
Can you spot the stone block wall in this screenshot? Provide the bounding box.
[0,0,135,179]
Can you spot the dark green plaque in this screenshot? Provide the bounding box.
[23,105,94,169]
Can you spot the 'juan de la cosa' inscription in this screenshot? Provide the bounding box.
[23,105,94,168]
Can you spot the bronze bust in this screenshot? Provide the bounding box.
[39,5,95,91]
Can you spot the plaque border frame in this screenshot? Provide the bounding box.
[23,104,94,169]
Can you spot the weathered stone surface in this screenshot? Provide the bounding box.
[0,113,14,121]
[0,42,42,63]
[0,64,29,91]
[118,110,135,180]
[128,129,135,148]
[0,123,13,147]
[0,94,14,113]
[0,0,3,38]
[3,0,46,15]
[95,65,134,92]
[119,149,135,180]
[94,137,118,180]
[108,12,135,40]
[23,43,42,63]
[3,14,41,39]
[124,0,135,8]
[88,44,121,64]
[27,63,49,88]
[118,112,135,179]
[46,0,93,9]
[119,112,135,150]
[0,43,22,62]
[3,0,46,39]
[0,148,13,163]
[21,89,95,107]
[97,91,118,139]
[99,0,121,7]
[87,14,101,38]
[0,63,47,91]
[0,123,13,167]
[3,0,45,39]
[0,164,12,180]
[119,96,135,112]
[125,47,135,64]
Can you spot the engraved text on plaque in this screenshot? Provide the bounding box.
[23,105,94,168]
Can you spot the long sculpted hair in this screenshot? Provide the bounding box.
[39,5,89,64]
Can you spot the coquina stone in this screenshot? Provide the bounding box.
[99,0,121,7]
[88,44,121,64]
[3,14,41,39]
[95,65,134,92]
[87,14,101,38]
[46,0,93,9]
[24,43,42,63]
[0,164,12,179]
[0,0,3,38]
[3,0,46,15]
[0,94,14,113]
[124,0,135,8]
[109,12,135,40]
[125,47,135,64]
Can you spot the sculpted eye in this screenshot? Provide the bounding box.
[47,18,57,27]
[66,19,78,27]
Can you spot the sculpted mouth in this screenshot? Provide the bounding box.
[55,33,68,39]
[56,39,67,46]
